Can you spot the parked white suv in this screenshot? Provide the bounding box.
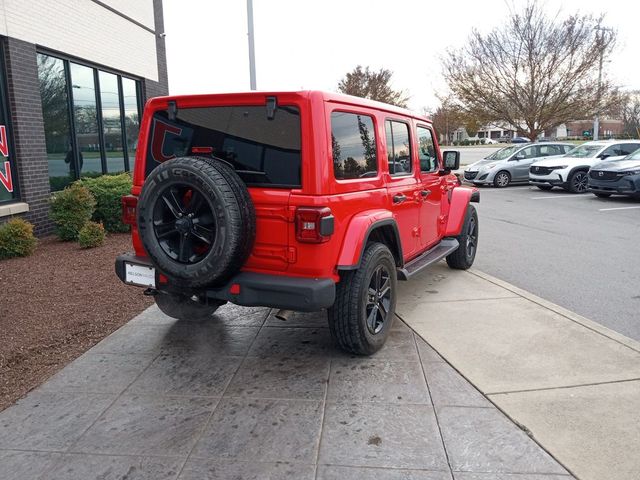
[529,140,640,193]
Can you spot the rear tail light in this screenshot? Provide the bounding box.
[295,207,334,243]
[121,195,138,226]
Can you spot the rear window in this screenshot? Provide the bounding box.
[146,105,302,187]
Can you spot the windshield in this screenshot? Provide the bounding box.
[565,144,602,158]
[485,145,521,161]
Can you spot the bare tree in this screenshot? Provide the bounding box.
[442,1,619,141]
[621,92,640,138]
[428,96,464,145]
[338,66,409,108]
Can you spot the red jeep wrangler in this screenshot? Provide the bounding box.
[115,91,479,355]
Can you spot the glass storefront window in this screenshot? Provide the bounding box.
[99,71,125,173]
[70,63,102,178]
[37,54,74,192]
[37,53,142,189]
[122,78,140,172]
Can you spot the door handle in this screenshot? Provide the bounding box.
[393,194,407,204]
[420,190,431,198]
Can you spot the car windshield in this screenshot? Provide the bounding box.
[485,145,521,160]
[565,144,602,158]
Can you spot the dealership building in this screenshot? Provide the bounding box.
[0,0,168,233]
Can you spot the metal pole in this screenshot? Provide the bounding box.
[593,48,603,141]
[247,0,257,90]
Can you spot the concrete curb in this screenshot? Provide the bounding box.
[469,268,640,354]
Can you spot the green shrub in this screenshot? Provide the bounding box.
[50,183,96,241]
[80,173,132,233]
[0,218,37,259]
[78,221,105,248]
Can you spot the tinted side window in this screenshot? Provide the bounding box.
[539,145,562,156]
[600,145,619,157]
[332,112,377,180]
[521,146,537,158]
[386,121,412,175]
[621,143,640,155]
[417,126,438,172]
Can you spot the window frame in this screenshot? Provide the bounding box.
[0,39,20,204]
[330,109,380,182]
[385,118,413,178]
[416,123,439,173]
[37,48,143,189]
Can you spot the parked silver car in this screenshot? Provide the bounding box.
[463,142,574,187]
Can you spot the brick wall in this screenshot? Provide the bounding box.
[144,0,169,100]
[3,38,52,235]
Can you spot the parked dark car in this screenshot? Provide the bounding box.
[511,136,530,143]
[588,149,640,198]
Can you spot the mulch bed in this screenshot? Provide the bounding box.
[0,233,153,411]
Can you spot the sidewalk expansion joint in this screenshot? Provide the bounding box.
[486,377,640,396]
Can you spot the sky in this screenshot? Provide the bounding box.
[163,0,640,112]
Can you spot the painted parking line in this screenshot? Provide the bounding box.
[598,206,640,212]
[530,195,583,200]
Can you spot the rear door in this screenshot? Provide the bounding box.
[145,104,301,273]
[385,119,421,259]
[416,124,443,248]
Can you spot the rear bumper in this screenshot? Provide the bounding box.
[115,253,336,312]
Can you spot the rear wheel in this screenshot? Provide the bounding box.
[536,185,553,191]
[594,192,611,198]
[328,243,397,355]
[155,292,225,320]
[567,170,589,193]
[446,205,478,270]
[493,171,511,188]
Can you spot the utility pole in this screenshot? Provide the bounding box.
[247,0,256,90]
[593,26,612,141]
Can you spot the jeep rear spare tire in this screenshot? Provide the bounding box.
[137,156,255,288]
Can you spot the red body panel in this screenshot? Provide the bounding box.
[129,91,472,283]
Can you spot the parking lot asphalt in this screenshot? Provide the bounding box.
[470,184,640,341]
[0,303,570,480]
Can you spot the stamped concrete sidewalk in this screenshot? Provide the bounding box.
[0,299,570,479]
[397,264,640,480]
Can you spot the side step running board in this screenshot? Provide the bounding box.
[397,238,459,280]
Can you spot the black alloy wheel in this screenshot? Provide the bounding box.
[465,213,478,259]
[365,264,392,335]
[153,185,216,264]
[569,171,589,193]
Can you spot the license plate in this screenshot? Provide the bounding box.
[125,262,156,288]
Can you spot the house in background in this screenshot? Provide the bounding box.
[0,0,168,234]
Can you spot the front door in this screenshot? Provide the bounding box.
[416,125,444,248]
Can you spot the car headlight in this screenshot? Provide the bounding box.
[548,165,568,170]
[621,170,640,176]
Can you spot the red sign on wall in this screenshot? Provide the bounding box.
[0,125,13,193]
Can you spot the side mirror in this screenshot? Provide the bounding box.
[442,150,460,171]
[598,154,609,160]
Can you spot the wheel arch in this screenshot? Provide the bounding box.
[337,213,404,270]
[445,186,478,237]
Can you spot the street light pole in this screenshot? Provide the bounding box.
[247,0,257,90]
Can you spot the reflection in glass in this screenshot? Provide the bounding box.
[70,63,102,177]
[37,54,73,191]
[331,112,377,180]
[122,78,140,172]
[99,71,125,173]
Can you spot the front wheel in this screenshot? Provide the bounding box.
[328,242,397,355]
[446,205,478,270]
[567,170,589,193]
[493,171,511,188]
[155,292,225,320]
